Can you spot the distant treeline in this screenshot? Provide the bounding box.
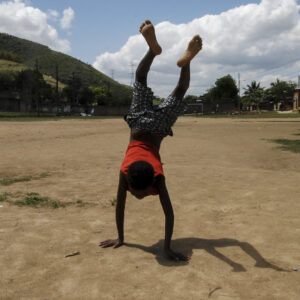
[183,74,296,112]
[0,66,131,113]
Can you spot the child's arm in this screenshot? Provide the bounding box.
[156,176,190,261]
[100,172,127,248]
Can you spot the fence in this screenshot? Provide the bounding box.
[0,92,21,112]
[94,105,129,116]
[185,102,235,114]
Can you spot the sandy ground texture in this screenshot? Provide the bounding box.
[0,117,300,300]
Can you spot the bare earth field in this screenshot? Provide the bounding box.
[0,117,300,299]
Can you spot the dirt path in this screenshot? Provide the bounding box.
[0,117,300,299]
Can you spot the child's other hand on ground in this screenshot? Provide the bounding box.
[165,248,190,262]
[100,239,123,249]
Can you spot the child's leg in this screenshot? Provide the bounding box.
[177,35,202,67]
[170,35,202,100]
[170,63,190,100]
[135,49,156,85]
[140,20,162,55]
[153,36,202,137]
[154,64,190,137]
[124,20,161,121]
[136,20,162,85]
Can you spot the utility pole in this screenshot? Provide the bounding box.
[238,73,241,112]
[297,76,300,110]
[55,64,59,115]
[35,59,40,116]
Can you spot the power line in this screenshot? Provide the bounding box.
[240,60,300,83]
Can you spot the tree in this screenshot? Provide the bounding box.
[78,86,95,113]
[201,75,239,109]
[89,85,111,106]
[264,79,296,110]
[0,71,17,91]
[183,94,199,104]
[215,75,239,102]
[0,50,22,63]
[15,69,55,113]
[15,70,32,112]
[242,81,264,111]
[63,72,83,111]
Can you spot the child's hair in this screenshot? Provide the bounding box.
[128,161,154,190]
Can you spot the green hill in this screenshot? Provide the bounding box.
[0,33,132,104]
[0,59,66,91]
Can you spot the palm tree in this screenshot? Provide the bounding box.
[243,81,264,111]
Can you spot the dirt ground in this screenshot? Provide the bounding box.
[0,117,300,300]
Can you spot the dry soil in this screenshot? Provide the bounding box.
[0,117,300,299]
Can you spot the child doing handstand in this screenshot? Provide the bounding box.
[100,20,202,261]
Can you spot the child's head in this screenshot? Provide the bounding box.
[128,160,154,199]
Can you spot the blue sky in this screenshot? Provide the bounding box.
[1,0,300,96]
[28,0,262,64]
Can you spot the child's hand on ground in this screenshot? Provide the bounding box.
[164,248,190,262]
[100,239,123,249]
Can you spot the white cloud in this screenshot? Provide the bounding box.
[47,9,59,21]
[60,7,74,30]
[0,0,70,52]
[93,0,300,97]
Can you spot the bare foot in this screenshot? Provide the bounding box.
[177,35,202,67]
[140,20,162,55]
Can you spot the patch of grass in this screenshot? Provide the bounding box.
[75,199,89,207]
[186,111,300,119]
[14,192,49,207]
[271,139,300,153]
[0,192,8,202]
[0,191,90,208]
[38,172,51,179]
[0,112,59,122]
[0,176,32,186]
[0,112,57,117]
[0,59,27,72]
[43,74,66,91]
[0,172,51,186]
[0,112,122,122]
[14,192,71,208]
[258,121,300,123]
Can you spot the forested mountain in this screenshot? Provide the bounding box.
[0,33,132,105]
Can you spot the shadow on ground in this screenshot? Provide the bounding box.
[125,238,288,271]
